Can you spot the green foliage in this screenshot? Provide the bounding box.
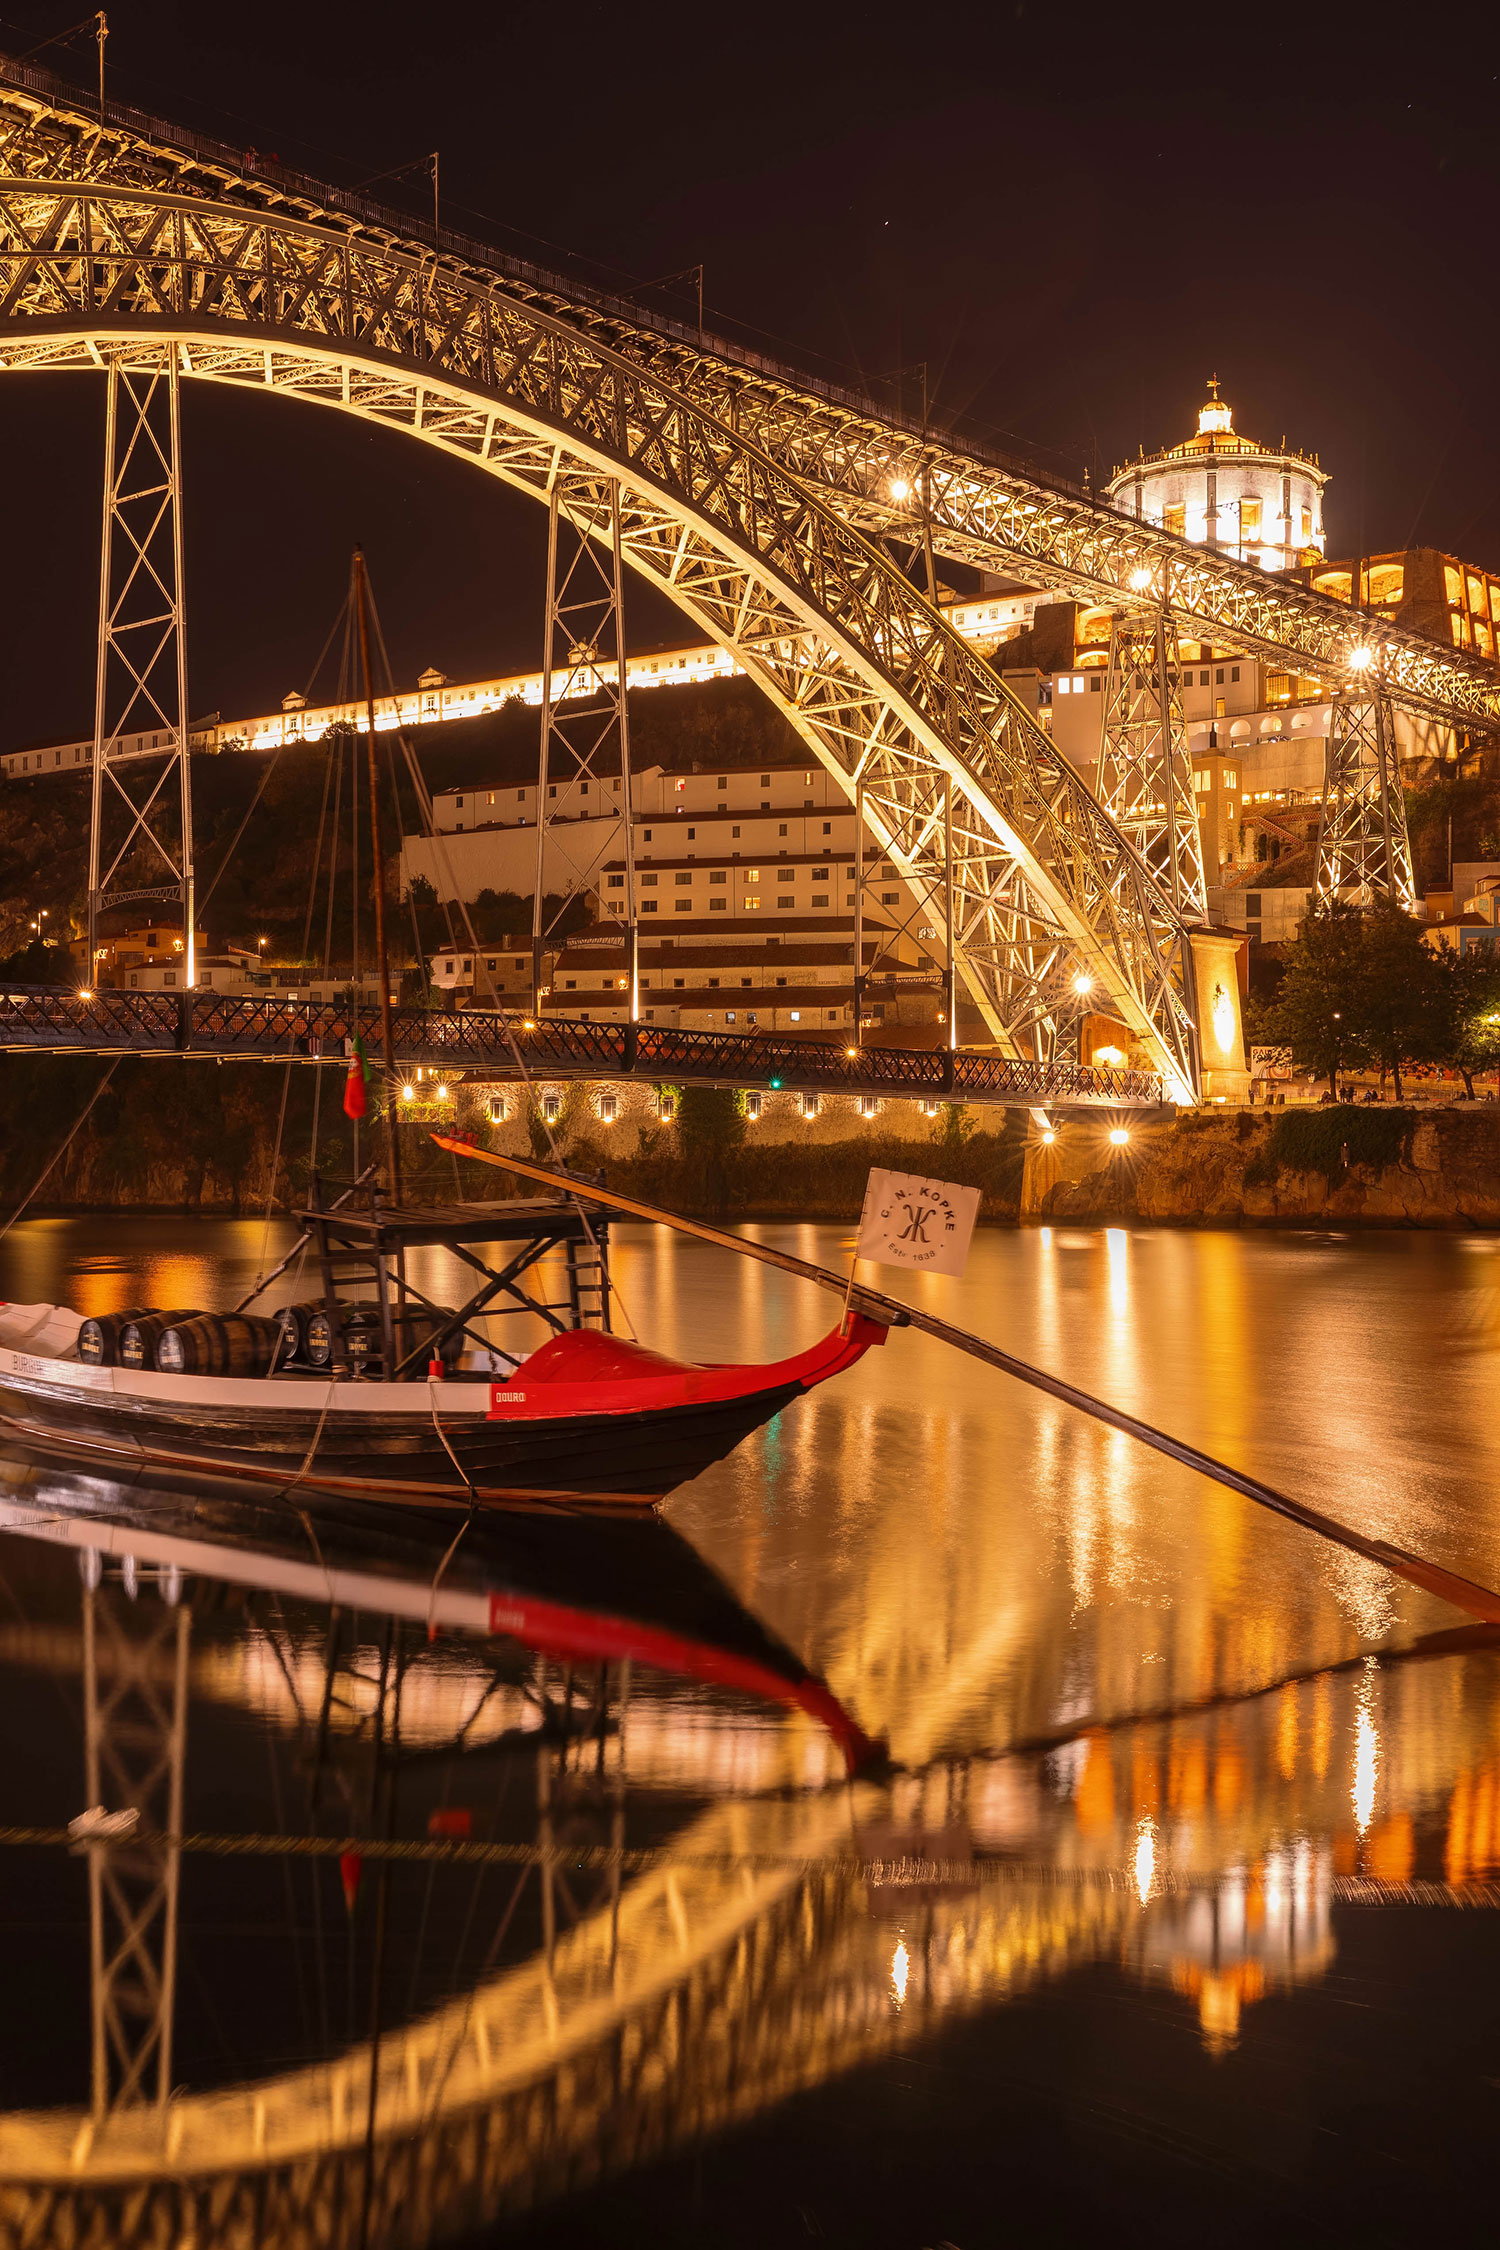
[0,938,75,984]
[1243,1105,1415,1186]
[1260,900,1373,1093]
[1356,905,1448,1097]
[1262,899,1465,1098]
[1440,947,1500,1095]
[932,1101,976,1148]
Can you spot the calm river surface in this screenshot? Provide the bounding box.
[0,1214,1496,2247]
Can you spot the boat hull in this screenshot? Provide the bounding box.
[0,1374,804,1503]
[0,1306,886,1505]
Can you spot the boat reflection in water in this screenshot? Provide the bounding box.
[0,1444,1491,2247]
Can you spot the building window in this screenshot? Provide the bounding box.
[881,890,898,904]
[710,870,727,884]
[709,896,727,910]
[744,868,760,883]
[725,1010,736,1023]
[822,821,832,834]
[606,872,624,887]
[642,899,658,912]
[745,897,760,910]
[675,872,692,886]
[1090,675,1100,692]
[674,900,692,912]
[732,825,741,838]
[641,872,658,887]
[779,823,788,837]
[1230,666,1240,682]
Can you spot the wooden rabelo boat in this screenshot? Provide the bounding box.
[0,1441,883,1771]
[0,1180,889,1507]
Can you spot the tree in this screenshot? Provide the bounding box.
[675,1085,745,1212]
[1261,900,1372,1096]
[1352,904,1447,1100]
[1438,945,1500,1098]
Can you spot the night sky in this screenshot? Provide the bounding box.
[0,0,1496,754]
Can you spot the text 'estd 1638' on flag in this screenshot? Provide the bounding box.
[855,1168,980,1279]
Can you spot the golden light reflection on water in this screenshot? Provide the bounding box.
[7,1215,1500,2089]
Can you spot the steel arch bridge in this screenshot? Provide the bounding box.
[0,69,1216,1101]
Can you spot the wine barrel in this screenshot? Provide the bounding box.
[155,1314,285,1377]
[119,1312,204,1371]
[305,1305,381,1369]
[273,1300,323,1364]
[77,1309,151,1366]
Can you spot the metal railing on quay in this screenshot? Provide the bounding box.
[0,987,1162,1107]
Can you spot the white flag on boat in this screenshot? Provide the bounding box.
[855,1168,980,1278]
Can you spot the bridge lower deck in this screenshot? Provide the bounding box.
[0,988,1163,1109]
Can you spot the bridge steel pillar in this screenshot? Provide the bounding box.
[80,1565,190,2119]
[1097,608,1208,929]
[531,477,640,1021]
[1315,686,1418,913]
[86,357,197,989]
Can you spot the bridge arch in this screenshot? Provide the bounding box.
[0,183,1197,1096]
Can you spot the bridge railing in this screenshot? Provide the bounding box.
[0,987,1163,1108]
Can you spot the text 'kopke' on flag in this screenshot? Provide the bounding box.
[854,1169,981,1279]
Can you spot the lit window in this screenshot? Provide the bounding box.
[744,868,760,883]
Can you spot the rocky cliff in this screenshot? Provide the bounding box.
[1024,1105,1500,1227]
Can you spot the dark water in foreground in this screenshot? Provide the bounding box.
[0,1214,1497,2246]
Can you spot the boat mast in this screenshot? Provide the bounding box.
[352,550,403,1203]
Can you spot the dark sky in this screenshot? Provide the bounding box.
[0,0,1496,752]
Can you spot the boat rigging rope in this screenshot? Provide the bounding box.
[362,587,639,1343]
[0,1056,120,1243]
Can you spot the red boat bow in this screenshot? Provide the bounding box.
[487,1314,887,1421]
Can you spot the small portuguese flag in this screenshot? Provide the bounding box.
[343,1032,376,1122]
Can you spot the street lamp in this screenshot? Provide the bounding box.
[1072,972,1094,996]
[1128,566,1152,592]
[1348,646,1375,673]
[889,477,912,504]
[1109,1126,1130,1147]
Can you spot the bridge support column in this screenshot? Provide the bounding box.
[531,476,640,1021]
[87,357,197,990]
[1097,607,1208,924]
[81,1562,190,2118]
[1185,928,1249,1104]
[1315,688,1417,913]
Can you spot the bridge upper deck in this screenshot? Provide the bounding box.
[0,52,1494,734]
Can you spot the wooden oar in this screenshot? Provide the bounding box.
[430,1136,1500,1628]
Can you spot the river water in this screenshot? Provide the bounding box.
[0,1214,1496,2246]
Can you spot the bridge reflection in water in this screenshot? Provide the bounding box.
[0,1455,1489,2247]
